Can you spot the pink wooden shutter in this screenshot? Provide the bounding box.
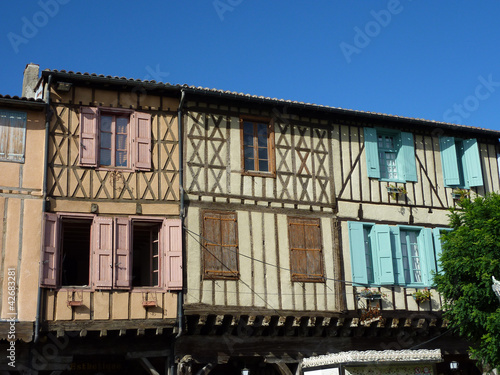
[114,218,131,289]
[134,112,152,170]
[41,213,59,287]
[80,107,98,166]
[92,216,113,289]
[163,219,182,290]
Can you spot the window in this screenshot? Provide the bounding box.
[348,222,442,287]
[0,110,27,162]
[41,214,182,290]
[79,107,152,170]
[202,211,239,279]
[364,128,417,182]
[240,118,275,176]
[288,217,324,282]
[439,137,483,188]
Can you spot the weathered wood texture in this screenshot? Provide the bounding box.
[185,206,340,313]
[47,103,179,203]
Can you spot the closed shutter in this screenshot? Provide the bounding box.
[164,219,183,290]
[289,217,323,281]
[114,218,131,289]
[372,225,394,285]
[348,222,369,285]
[463,138,484,187]
[92,217,113,289]
[79,107,98,167]
[41,213,59,287]
[400,132,418,182]
[134,112,152,170]
[439,137,461,186]
[0,110,27,162]
[364,128,380,178]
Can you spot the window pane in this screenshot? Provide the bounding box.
[116,117,128,133]
[116,134,128,150]
[258,133,267,147]
[244,146,254,159]
[257,123,267,137]
[101,132,111,149]
[101,116,112,132]
[258,147,268,161]
[259,160,269,172]
[116,151,127,167]
[245,158,254,171]
[100,149,111,166]
[243,133,253,147]
[243,122,254,135]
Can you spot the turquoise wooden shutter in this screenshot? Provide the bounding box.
[432,228,444,275]
[348,222,369,285]
[372,225,394,285]
[439,137,461,186]
[390,226,405,285]
[364,128,380,179]
[420,228,436,286]
[400,132,418,182]
[463,139,484,187]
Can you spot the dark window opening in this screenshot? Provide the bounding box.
[61,219,92,286]
[132,222,161,287]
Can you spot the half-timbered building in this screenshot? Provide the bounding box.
[0,67,184,374]
[177,87,500,375]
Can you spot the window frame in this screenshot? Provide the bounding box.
[239,116,276,177]
[79,106,152,172]
[348,222,438,288]
[41,213,182,291]
[99,111,131,169]
[0,109,27,163]
[287,216,325,283]
[202,210,239,280]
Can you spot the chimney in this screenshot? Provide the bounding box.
[22,63,40,99]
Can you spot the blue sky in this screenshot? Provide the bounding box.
[2,1,500,131]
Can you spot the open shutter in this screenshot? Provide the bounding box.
[463,138,484,187]
[390,226,405,285]
[348,222,369,285]
[400,132,418,182]
[114,218,131,289]
[439,137,460,186]
[41,213,59,287]
[134,112,152,171]
[364,128,380,178]
[163,219,183,290]
[372,225,394,285]
[420,228,436,286]
[92,217,113,289]
[79,107,98,167]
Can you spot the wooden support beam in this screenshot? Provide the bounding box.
[215,315,224,326]
[119,329,126,336]
[262,316,272,327]
[417,319,426,328]
[277,316,286,327]
[79,329,87,337]
[404,318,412,328]
[100,329,107,337]
[391,318,399,328]
[322,317,331,327]
[138,328,145,336]
[139,357,160,375]
[350,318,359,327]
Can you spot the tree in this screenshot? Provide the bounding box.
[434,193,500,369]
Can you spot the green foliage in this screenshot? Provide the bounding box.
[434,193,500,369]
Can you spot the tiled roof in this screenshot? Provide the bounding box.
[41,69,500,136]
[0,94,45,104]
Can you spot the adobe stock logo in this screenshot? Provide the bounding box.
[443,74,500,124]
[340,0,409,64]
[7,0,70,54]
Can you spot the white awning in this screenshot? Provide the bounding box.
[302,349,442,368]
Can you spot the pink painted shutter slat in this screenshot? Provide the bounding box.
[79,107,98,166]
[114,217,131,289]
[92,216,113,289]
[41,213,59,287]
[134,112,152,170]
[163,219,182,290]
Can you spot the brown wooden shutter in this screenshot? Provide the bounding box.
[41,213,59,287]
[288,217,324,282]
[134,112,152,171]
[203,211,238,279]
[79,107,98,167]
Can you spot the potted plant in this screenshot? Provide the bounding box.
[451,188,470,200]
[359,288,384,300]
[386,185,407,200]
[412,288,432,304]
